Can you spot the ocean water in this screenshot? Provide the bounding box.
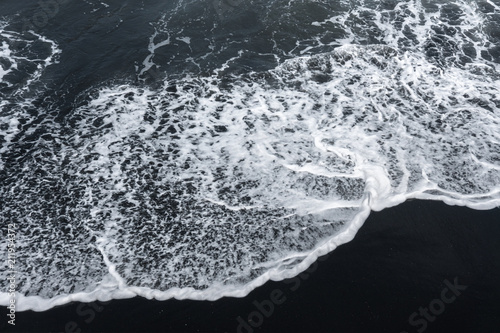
[0,0,499,311]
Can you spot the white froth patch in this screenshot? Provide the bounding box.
[177,37,191,44]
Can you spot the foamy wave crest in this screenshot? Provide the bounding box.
[1,40,499,310]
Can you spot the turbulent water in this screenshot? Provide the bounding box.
[1,0,499,311]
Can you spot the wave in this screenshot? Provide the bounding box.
[0,0,499,311]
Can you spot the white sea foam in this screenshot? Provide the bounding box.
[1,0,500,311]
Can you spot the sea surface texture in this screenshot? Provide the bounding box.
[0,0,499,311]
